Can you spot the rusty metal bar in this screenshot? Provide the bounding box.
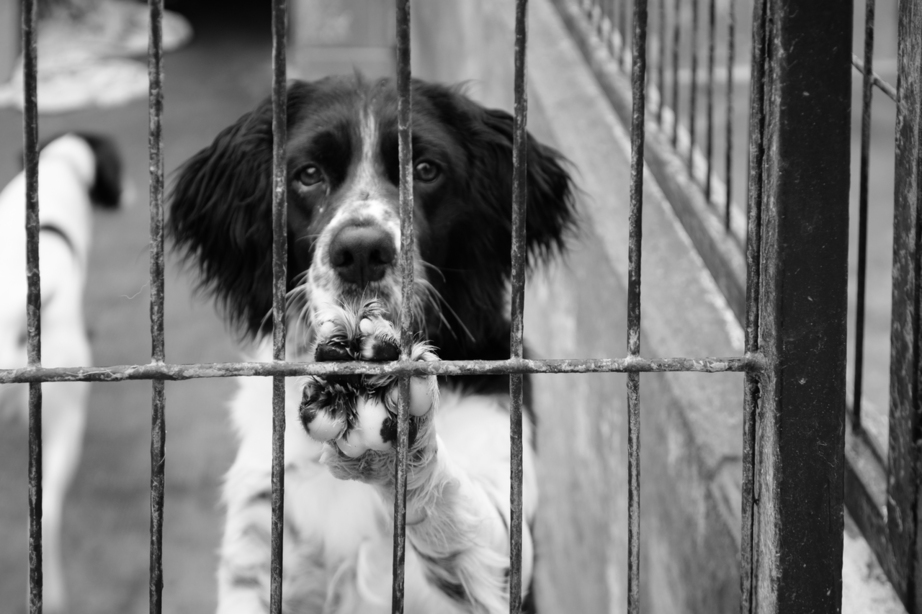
[392,0,413,611]
[268,0,288,611]
[656,0,665,124]
[0,355,763,385]
[852,0,875,431]
[887,0,922,609]
[740,0,766,609]
[750,0,851,610]
[850,55,897,102]
[22,0,42,610]
[509,1,529,609]
[704,0,715,201]
[670,0,680,146]
[688,0,699,174]
[724,0,735,230]
[147,0,166,612]
[626,0,647,611]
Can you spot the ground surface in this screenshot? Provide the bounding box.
[0,2,273,612]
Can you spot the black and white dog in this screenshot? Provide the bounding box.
[0,133,122,613]
[169,76,575,613]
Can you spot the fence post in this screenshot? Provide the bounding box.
[888,0,922,610]
[750,0,852,612]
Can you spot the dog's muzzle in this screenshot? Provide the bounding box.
[328,222,396,288]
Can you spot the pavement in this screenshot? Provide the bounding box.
[0,2,274,612]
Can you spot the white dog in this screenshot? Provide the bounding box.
[0,133,122,613]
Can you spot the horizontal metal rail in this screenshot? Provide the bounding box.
[850,54,897,101]
[0,354,764,384]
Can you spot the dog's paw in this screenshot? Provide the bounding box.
[299,301,439,483]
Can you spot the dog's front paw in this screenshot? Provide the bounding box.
[299,301,439,483]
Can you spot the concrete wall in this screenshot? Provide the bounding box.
[290,0,396,78]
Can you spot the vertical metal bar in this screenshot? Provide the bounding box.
[751,0,851,610]
[853,0,875,431]
[22,0,42,610]
[147,0,166,612]
[704,0,716,201]
[724,0,735,230]
[688,0,699,174]
[740,0,766,610]
[626,0,647,612]
[670,0,680,146]
[656,0,665,124]
[887,0,922,609]
[509,1,529,610]
[393,1,413,612]
[269,0,288,611]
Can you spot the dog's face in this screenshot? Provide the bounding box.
[169,77,575,359]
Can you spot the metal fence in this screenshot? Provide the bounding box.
[568,0,922,611]
[3,0,878,613]
[845,0,922,610]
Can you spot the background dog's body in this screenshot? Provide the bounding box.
[0,133,121,613]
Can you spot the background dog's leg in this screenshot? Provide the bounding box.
[40,381,88,614]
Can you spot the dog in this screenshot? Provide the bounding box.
[0,133,122,613]
[169,76,575,613]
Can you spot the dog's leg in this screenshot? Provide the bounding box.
[40,381,89,614]
[216,459,275,614]
[300,304,537,613]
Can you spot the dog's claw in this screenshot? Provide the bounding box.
[299,301,439,478]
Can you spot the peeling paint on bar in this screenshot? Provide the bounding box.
[740,0,766,609]
[885,0,922,607]
[146,1,167,612]
[509,1,529,609]
[21,0,43,609]
[392,1,413,611]
[269,0,289,611]
[0,355,763,385]
[626,0,647,611]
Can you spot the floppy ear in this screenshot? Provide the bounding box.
[474,107,577,267]
[420,88,577,360]
[168,100,276,339]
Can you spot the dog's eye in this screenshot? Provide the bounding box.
[298,165,324,187]
[414,161,440,183]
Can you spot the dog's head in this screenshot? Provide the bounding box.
[169,76,575,359]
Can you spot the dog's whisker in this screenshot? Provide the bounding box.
[418,279,475,343]
[418,259,448,283]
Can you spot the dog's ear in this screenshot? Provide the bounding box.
[168,100,276,339]
[420,88,576,359]
[78,133,124,209]
[473,107,576,268]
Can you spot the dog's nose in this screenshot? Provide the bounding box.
[328,225,396,286]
